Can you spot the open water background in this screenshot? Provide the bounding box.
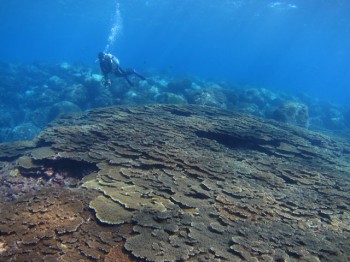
[0,0,349,103]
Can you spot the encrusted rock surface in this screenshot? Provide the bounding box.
[1,104,350,261]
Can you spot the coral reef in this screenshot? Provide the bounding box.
[0,62,349,143]
[0,104,349,261]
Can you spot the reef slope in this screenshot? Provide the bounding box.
[0,104,350,261]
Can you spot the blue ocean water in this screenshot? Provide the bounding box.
[1,0,349,103]
[0,0,350,143]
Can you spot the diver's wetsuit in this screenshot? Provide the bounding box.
[98,52,145,87]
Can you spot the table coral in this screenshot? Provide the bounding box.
[0,104,350,261]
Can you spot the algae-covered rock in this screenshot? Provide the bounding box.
[273,101,309,127]
[47,101,81,122]
[12,123,41,141]
[156,92,187,104]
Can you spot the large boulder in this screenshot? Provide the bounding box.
[272,101,309,128]
[47,101,81,122]
[63,84,88,108]
[187,87,227,108]
[344,109,350,127]
[167,79,192,94]
[0,110,13,128]
[11,122,41,141]
[322,107,346,130]
[156,92,187,104]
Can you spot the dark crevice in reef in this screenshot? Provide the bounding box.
[195,130,279,151]
[0,139,53,162]
[167,108,192,117]
[44,159,98,179]
[0,154,21,162]
[35,138,54,148]
[279,174,298,185]
[21,158,98,181]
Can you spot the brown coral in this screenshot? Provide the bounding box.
[0,104,350,261]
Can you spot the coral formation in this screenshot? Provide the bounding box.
[273,101,309,127]
[89,195,133,225]
[0,62,349,143]
[47,101,82,122]
[0,104,350,261]
[0,188,133,261]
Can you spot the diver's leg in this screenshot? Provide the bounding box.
[115,67,145,85]
[122,68,146,80]
[114,68,133,86]
[114,68,125,77]
[124,76,134,87]
[132,70,146,80]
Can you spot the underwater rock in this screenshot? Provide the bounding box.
[0,128,12,143]
[63,84,88,108]
[344,109,350,127]
[221,88,239,108]
[24,87,59,108]
[167,79,192,94]
[47,101,81,122]
[11,122,41,141]
[25,107,51,128]
[186,87,227,108]
[1,104,350,261]
[232,102,263,117]
[238,88,286,115]
[156,92,187,104]
[48,75,66,90]
[84,73,103,100]
[109,82,130,100]
[0,110,13,128]
[239,88,267,108]
[240,88,264,105]
[0,62,349,143]
[91,87,114,108]
[322,106,346,130]
[272,101,309,127]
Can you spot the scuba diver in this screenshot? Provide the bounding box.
[97,52,146,87]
